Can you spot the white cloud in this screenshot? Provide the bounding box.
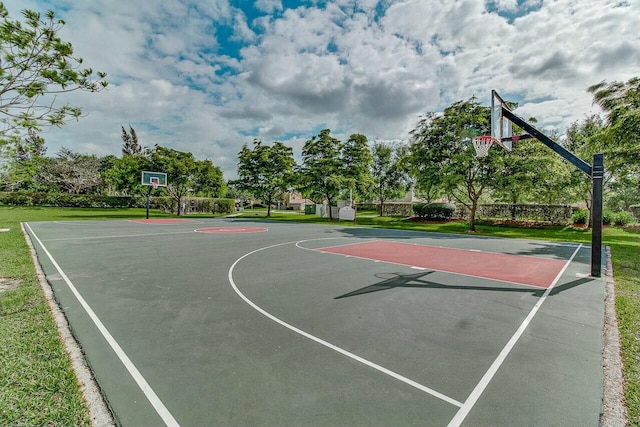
[1,0,637,179]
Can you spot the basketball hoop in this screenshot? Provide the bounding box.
[472,135,493,157]
[151,181,159,190]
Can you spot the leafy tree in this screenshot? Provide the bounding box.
[564,115,609,223]
[44,147,103,194]
[0,4,107,146]
[102,153,152,196]
[409,99,498,231]
[225,182,252,207]
[371,142,408,216]
[235,139,295,217]
[0,129,48,191]
[150,146,195,215]
[342,133,373,202]
[588,77,640,192]
[121,126,142,156]
[191,159,226,198]
[299,129,346,220]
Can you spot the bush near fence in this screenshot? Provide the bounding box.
[379,203,414,217]
[153,197,234,214]
[457,203,574,224]
[413,203,456,220]
[631,205,640,221]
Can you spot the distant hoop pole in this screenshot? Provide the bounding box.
[146,185,152,220]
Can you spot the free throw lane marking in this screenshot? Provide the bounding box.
[317,240,567,288]
[24,223,180,427]
[446,244,583,427]
[228,239,463,408]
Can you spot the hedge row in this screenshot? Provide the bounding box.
[458,203,574,224]
[157,197,235,214]
[631,205,640,221]
[0,192,235,214]
[0,192,145,208]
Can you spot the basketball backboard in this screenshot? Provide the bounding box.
[491,90,513,151]
[141,171,167,187]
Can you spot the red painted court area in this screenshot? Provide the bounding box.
[318,240,568,288]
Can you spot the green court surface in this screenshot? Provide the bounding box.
[25,218,606,426]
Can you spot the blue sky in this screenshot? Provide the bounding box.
[3,0,639,178]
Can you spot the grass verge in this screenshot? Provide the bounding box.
[0,207,168,426]
[0,206,638,425]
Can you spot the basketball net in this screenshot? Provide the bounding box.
[151,181,159,190]
[472,135,493,157]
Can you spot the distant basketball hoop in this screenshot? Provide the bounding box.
[472,135,493,157]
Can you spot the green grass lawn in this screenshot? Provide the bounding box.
[1,206,638,425]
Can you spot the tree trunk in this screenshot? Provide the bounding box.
[267,196,272,217]
[469,201,477,232]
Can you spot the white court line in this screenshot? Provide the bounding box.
[446,243,583,427]
[24,223,180,427]
[228,239,463,408]
[41,230,196,242]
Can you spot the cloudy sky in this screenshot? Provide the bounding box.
[4,0,639,178]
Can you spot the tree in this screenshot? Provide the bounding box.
[342,134,373,202]
[564,115,608,223]
[121,126,142,156]
[44,147,103,194]
[299,129,346,220]
[371,142,408,216]
[0,4,107,145]
[102,153,152,196]
[0,129,48,191]
[588,77,640,192]
[235,139,295,217]
[150,146,195,216]
[409,99,498,231]
[191,159,226,198]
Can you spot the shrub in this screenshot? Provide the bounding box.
[613,211,635,226]
[630,204,640,221]
[603,210,615,225]
[571,209,589,225]
[212,198,234,214]
[413,203,456,220]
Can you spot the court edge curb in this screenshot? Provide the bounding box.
[21,223,116,427]
[600,246,627,427]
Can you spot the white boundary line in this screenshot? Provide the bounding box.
[24,223,180,427]
[446,243,583,427]
[228,239,464,408]
[41,231,196,242]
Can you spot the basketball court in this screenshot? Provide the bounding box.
[24,218,606,426]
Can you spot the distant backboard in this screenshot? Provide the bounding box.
[491,90,513,151]
[141,171,167,187]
